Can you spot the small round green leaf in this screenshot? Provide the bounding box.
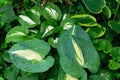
[3,64,19,80]
[110,47,120,62]
[108,60,120,70]
[94,39,112,53]
[8,39,54,73]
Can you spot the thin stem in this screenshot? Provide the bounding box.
[113,3,120,20]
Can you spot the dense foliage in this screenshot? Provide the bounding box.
[0,0,120,80]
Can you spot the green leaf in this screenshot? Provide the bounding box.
[25,6,41,24]
[116,0,120,4]
[82,0,106,14]
[86,24,106,38]
[88,70,114,80]
[110,47,120,62]
[57,25,100,78]
[18,15,37,28]
[0,22,4,28]
[40,20,56,38]
[40,3,62,20]
[72,14,97,27]
[0,0,8,7]
[0,77,4,80]
[102,5,112,19]
[5,26,31,43]
[8,39,54,73]
[58,68,86,80]
[3,64,19,80]
[115,73,120,79]
[60,15,73,30]
[94,39,112,53]
[108,60,120,70]
[2,51,11,63]
[17,73,38,80]
[0,4,16,22]
[108,20,120,33]
[48,37,58,48]
[18,6,41,28]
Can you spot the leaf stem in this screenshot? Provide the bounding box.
[113,3,120,20]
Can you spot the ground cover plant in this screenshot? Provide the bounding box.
[0,0,120,80]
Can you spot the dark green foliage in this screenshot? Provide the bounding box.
[0,0,120,80]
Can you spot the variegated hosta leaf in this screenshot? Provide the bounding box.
[40,20,56,38]
[5,26,30,43]
[57,25,100,78]
[18,15,37,28]
[18,6,41,28]
[71,14,97,27]
[86,24,106,38]
[40,3,62,20]
[8,39,54,73]
[108,20,120,33]
[82,0,106,14]
[102,5,111,19]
